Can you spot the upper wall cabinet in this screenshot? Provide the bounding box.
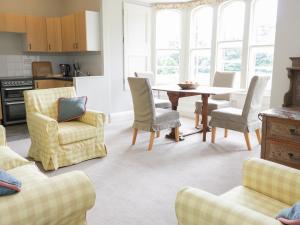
[0,13,26,33]
[25,16,48,52]
[46,17,62,52]
[61,11,100,52]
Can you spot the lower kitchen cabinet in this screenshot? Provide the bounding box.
[35,80,73,89]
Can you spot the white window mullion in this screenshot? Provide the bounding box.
[209,4,219,85]
[180,8,191,82]
[240,0,252,89]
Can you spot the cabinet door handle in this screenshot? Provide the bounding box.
[289,128,300,136]
[76,43,78,49]
[288,153,300,161]
[48,44,51,51]
[73,43,76,49]
[29,43,32,50]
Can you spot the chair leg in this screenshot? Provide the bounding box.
[175,127,180,142]
[224,129,228,138]
[148,132,156,151]
[194,113,200,128]
[244,132,252,151]
[211,127,216,143]
[132,128,138,145]
[156,131,160,138]
[255,129,261,145]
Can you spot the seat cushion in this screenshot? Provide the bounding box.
[58,121,97,145]
[195,99,230,114]
[221,186,290,218]
[154,98,171,109]
[7,164,47,191]
[211,107,244,123]
[152,108,181,131]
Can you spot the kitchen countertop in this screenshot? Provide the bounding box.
[33,76,74,81]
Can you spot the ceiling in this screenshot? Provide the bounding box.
[138,0,190,3]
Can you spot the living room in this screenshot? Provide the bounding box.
[0,0,300,225]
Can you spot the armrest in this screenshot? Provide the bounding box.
[0,125,6,146]
[175,187,281,225]
[27,112,59,154]
[79,109,105,127]
[0,171,96,225]
[243,158,300,205]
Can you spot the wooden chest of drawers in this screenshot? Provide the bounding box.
[260,107,300,169]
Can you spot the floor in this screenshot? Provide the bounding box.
[6,116,260,225]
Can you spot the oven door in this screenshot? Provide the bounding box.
[3,101,26,125]
[2,86,32,101]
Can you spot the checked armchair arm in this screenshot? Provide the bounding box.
[175,187,281,225]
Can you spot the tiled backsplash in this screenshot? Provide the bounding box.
[0,53,101,77]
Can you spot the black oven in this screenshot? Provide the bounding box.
[1,78,33,126]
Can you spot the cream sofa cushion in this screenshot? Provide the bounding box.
[0,146,31,170]
[58,121,97,145]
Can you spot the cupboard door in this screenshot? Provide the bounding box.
[61,14,77,52]
[26,16,47,52]
[0,13,26,33]
[46,17,62,52]
[75,11,87,51]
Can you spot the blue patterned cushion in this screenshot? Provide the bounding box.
[57,96,87,122]
[0,170,21,196]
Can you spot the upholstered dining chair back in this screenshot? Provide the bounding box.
[24,87,76,119]
[211,71,236,101]
[134,72,155,86]
[242,76,270,123]
[128,77,156,125]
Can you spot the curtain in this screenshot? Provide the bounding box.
[154,0,228,9]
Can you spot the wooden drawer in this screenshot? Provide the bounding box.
[265,139,300,169]
[267,117,300,144]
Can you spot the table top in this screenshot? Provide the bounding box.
[260,107,300,121]
[152,85,237,95]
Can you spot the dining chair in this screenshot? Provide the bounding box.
[128,77,181,151]
[135,72,172,109]
[194,71,236,127]
[209,75,270,150]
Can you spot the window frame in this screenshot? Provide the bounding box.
[154,9,182,85]
[189,5,214,86]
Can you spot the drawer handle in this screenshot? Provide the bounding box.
[289,128,300,136]
[288,153,300,161]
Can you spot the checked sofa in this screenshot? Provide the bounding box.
[0,125,96,225]
[24,87,107,170]
[176,158,300,225]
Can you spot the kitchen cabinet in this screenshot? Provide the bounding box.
[46,17,62,52]
[35,80,73,89]
[25,16,48,52]
[61,11,100,52]
[0,13,26,33]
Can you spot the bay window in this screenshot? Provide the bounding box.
[155,10,181,84]
[217,1,246,86]
[189,6,213,86]
[248,0,278,90]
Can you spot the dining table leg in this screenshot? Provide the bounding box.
[165,92,184,141]
[201,94,210,142]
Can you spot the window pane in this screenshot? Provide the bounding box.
[156,50,180,84]
[251,0,278,45]
[217,43,242,72]
[156,10,181,49]
[248,47,274,90]
[191,6,213,48]
[190,50,211,86]
[219,1,245,41]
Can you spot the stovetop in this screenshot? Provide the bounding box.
[0,76,33,81]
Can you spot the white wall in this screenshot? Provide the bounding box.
[102,0,133,113]
[270,0,300,107]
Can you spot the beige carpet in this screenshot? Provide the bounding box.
[6,116,260,225]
